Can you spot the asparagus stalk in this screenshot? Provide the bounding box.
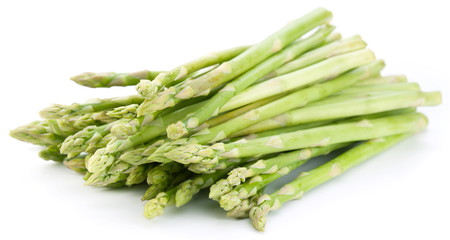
[10,121,65,146]
[221,49,376,112]
[336,82,419,95]
[186,60,382,145]
[136,8,333,119]
[226,143,348,186]
[162,112,427,170]
[260,35,367,81]
[249,133,415,231]
[117,142,162,165]
[235,91,440,135]
[60,119,125,157]
[201,94,286,129]
[71,70,163,88]
[209,143,346,202]
[236,108,416,139]
[137,45,251,99]
[165,25,335,140]
[40,95,144,119]
[144,188,176,219]
[227,194,261,218]
[175,157,248,207]
[84,160,133,186]
[106,104,139,119]
[103,101,207,155]
[125,164,149,186]
[146,162,184,185]
[39,145,67,162]
[63,156,88,174]
[357,75,407,85]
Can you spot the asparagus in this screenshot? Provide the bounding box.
[84,160,132,187]
[209,144,346,203]
[201,94,285,129]
[260,35,367,81]
[125,164,148,186]
[144,188,176,219]
[40,95,144,119]
[146,162,184,185]
[71,70,163,88]
[220,49,376,112]
[175,157,248,207]
[118,142,162,165]
[137,45,251,99]
[162,112,427,169]
[63,156,88,174]
[104,101,207,154]
[165,25,336,140]
[336,82,419,95]
[46,111,117,137]
[357,75,407,85]
[249,133,415,231]
[234,91,440,135]
[136,8,333,119]
[39,145,67,162]
[106,104,138,119]
[226,143,348,186]
[60,120,125,157]
[10,121,65,146]
[182,60,382,145]
[227,194,261,218]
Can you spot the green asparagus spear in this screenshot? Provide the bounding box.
[40,95,144,119]
[136,8,333,119]
[162,112,427,170]
[234,91,440,135]
[10,121,65,146]
[71,70,163,88]
[165,25,335,140]
[260,35,367,81]
[249,133,415,231]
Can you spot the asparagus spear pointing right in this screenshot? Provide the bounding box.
[249,133,418,231]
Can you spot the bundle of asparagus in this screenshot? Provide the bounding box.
[10,8,441,231]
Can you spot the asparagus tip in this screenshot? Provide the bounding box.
[166,121,189,140]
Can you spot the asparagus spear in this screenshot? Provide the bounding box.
[10,121,65,146]
[63,156,88,174]
[357,75,407,85]
[71,70,163,88]
[136,8,333,119]
[144,188,176,219]
[209,144,346,202]
[175,157,248,207]
[106,104,139,119]
[59,120,125,157]
[104,101,207,154]
[137,45,251,99]
[227,194,261,219]
[184,60,382,145]
[260,35,367,81]
[249,133,416,231]
[165,25,335,140]
[40,95,144,119]
[39,145,67,162]
[125,164,149,186]
[234,91,440,135]
[336,82,419,95]
[220,49,376,112]
[161,112,427,170]
[226,143,348,186]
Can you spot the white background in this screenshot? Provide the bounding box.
[1,0,449,239]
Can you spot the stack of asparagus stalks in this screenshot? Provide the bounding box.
[11,8,441,231]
